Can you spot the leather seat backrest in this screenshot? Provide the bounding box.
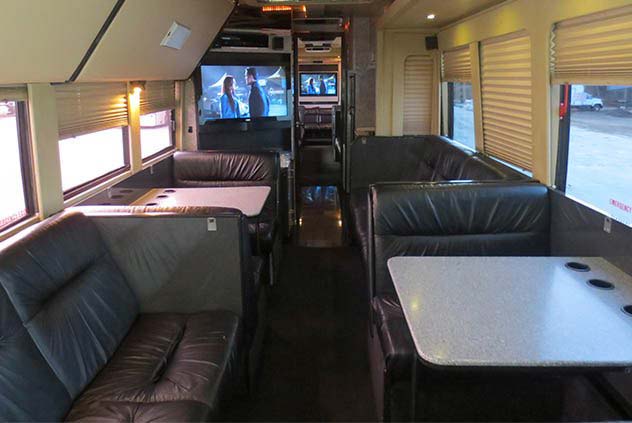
[174,151,277,186]
[173,151,279,218]
[0,285,72,421]
[350,136,433,189]
[474,154,533,181]
[425,139,475,181]
[0,213,138,399]
[369,182,550,297]
[458,156,510,180]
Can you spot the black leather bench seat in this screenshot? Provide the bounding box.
[0,213,244,422]
[66,311,241,422]
[174,151,280,255]
[367,182,551,419]
[348,136,532,257]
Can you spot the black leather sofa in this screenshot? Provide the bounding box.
[367,182,551,421]
[349,135,530,261]
[0,212,244,422]
[173,151,280,256]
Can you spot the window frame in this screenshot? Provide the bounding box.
[445,81,477,151]
[61,126,131,201]
[0,101,37,232]
[140,109,175,163]
[555,83,632,227]
[555,84,572,192]
[447,82,455,140]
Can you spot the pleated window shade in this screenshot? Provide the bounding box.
[442,47,472,82]
[403,55,434,135]
[56,83,129,139]
[140,81,176,116]
[552,5,632,85]
[0,85,27,102]
[480,31,533,171]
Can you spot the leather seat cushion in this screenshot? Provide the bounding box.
[66,311,241,422]
[372,295,414,382]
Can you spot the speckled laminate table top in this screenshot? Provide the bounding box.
[131,186,270,217]
[387,256,632,368]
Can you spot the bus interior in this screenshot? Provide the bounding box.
[2,0,632,421]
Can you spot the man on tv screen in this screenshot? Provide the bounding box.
[319,76,327,95]
[245,67,270,118]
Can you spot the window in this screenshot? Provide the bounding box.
[552,6,632,226]
[55,82,130,198]
[140,110,174,160]
[59,127,129,195]
[558,85,632,227]
[448,82,475,149]
[0,100,34,231]
[442,46,475,149]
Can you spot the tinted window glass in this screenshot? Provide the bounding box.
[140,110,173,159]
[0,101,30,229]
[59,127,127,193]
[565,85,632,226]
[450,82,475,149]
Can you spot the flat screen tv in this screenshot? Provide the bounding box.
[300,72,338,97]
[198,65,288,124]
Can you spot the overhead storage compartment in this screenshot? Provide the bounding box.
[75,0,235,82]
[0,0,117,84]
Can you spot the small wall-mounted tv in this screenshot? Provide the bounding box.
[300,72,338,97]
[198,65,288,124]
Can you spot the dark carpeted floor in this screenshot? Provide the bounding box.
[224,246,376,422]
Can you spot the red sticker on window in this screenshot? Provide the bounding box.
[610,199,632,213]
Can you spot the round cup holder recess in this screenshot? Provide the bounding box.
[565,262,591,272]
[587,279,614,290]
[622,305,632,317]
[157,194,168,199]
[110,195,123,199]
[164,189,176,193]
[146,202,158,206]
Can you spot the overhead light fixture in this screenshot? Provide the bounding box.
[261,5,306,13]
[426,13,436,20]
[130,81,145,94]
[262,5,293,12]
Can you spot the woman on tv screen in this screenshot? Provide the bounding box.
[220,76,241,119]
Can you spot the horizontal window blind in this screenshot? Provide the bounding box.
[140,81,176,115]
[56,83,128,139]
[480,31,533,171]
[0,85,27,102]
[403,55,433,135]
[552,5,632,85]
[442,46,471,82]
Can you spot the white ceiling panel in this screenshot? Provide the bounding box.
[76,0,235,82]
[380,0,505,29]
[0,0,117,84]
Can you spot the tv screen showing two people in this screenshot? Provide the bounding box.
[198,65,288,123]
[300,73,338,96]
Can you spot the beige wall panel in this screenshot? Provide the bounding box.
[77,0,234,82]
[376,29,435,136]
[0,0,116,84]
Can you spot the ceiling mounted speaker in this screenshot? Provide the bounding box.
[160,22,192,50]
